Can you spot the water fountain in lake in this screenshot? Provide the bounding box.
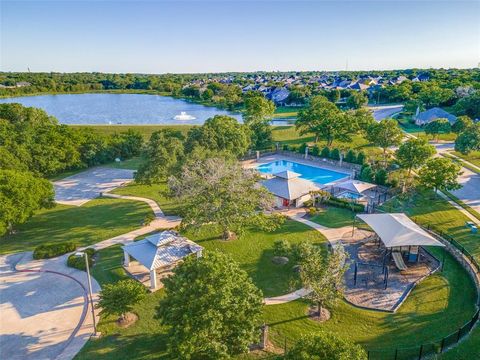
[173,111,196,121]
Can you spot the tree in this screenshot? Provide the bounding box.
[348,108,375,134]
[185,115,250,157]
[424,118,452,142]
[346,91,368,109]
[0,170,54,235]
[454,93,480,119]
[455,123,480,154]
[296,96,353,146]
[452,115,474,134]
[418,84,454,108]
[97,279,146,322]
[365,119,403,164]
[157,251,263,359]
[135,129,184,184]
[243,96,275,149]
[418,158,462,193]
[169,156,282,240]
[285,333,367,360]
[395,138,436,178]
[299,243,348,320]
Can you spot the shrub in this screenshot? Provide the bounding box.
[356,152,366,165]
[282,144,289,151]
[291,241,315,262]
[308,207,317,216]
[289,145,298,152]
[33,242,77,259]
[345,149,357,163]
[320,146,330,158]
[303,199,313,207]
[374,168,388,186]
[326,197,364,212]
[359,165,374,182]
[273,239,292,257]
[311,145,320,156]
[67,248,95,271]
[143,213,156,225]
[298,143,308,154]
[330,148,340,160]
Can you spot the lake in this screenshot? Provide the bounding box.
[0,93,242,125]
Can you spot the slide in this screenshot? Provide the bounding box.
[392,252,408,271]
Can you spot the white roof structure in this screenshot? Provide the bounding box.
[122,230,203,270]
[337,179,376,194]
[262,171,320,200]
[357,213,445,248]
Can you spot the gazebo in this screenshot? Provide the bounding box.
[122,230,203,290]
[357,213,445,270]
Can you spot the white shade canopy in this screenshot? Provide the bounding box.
[338,179,376,194]
[357,213,445,248]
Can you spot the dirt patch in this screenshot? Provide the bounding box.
[307,305,331,322]
[116,312,138,328]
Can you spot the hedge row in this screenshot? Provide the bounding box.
[67,248,95,271]
[282,143,366,165]
[33,241,77,259]
[326,197,365,212]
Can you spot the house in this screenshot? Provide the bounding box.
[261,170,320,208]
[349,82,370,91]
[122,230,203,290]
[414,107,457,126]
[267,87,290,105]
[412,73,430,82]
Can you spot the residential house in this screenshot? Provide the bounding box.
[414,107,457,126]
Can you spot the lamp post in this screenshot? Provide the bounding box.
[75,251,98,336]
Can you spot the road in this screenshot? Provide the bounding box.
[370,104,404,121]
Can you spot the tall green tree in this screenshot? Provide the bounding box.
[455,123,480,154]
[451,115,474,134]
[299,243,348,319]
[285,333,367,360]
[418,158,462,193]
[346,91,368,109]
[296,96,353,145]
[0,170,54,235]
[135,129,184,184]
[424,118,452,142]
[97,279,146,322]
[157,252,263,359]
[365,119,403,164]
[169,156,282,239]
[243,96,275,149]
[185,115,250,157]
[395,138,436,177]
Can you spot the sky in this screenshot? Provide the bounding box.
[1,0,479,73]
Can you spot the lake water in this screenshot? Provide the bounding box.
[0,93,242,125]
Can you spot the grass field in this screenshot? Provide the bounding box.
[0,197,152,254]
[309,206,369,229]
[453,151,480,168]
[111,182,181,216]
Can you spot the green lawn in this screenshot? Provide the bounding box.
[0,198,152,254]
[104,156,145,170]
[309,207,364,229]
[453,150,480,169]
[111,182,181,216]
[262,247,475,355]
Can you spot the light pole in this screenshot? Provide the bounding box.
[75,251,98,336]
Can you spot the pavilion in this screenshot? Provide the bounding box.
[122,230,203,290]
[357,213,445,270]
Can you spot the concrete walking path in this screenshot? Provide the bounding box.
[0,192,180,360]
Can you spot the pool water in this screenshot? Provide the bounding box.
[337,191,363,200]
[257,160,349,185]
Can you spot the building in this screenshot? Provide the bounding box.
[261,170,319,208]
[122,230,203,290]
[414,107,457,126]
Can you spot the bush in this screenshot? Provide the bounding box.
[33,242,77,259]
[326,197,364,212]
[282,144,289,151]
[298,143,308,154]
[320,146,330,158]
[330,148,340,160]
[374,168,388,186]
[273,239,292,257]
[311,145,320,156]
[143,213,156,225]
[303,199,313,207]
[289,145,298,152]
[67,248,95,271]
[359,165,374,182]
[345,149,357,163]
[291,241,315,262]
[308,207,317,216]
[356,152,366,165]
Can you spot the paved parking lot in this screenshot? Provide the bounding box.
[53,167,134,206]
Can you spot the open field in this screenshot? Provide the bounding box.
[0,197,152,254]
[453,150,480,169]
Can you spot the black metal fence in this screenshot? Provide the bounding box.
[366,310,479,360]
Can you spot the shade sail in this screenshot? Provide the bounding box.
[337,179,376,194]
[357,213,445,248]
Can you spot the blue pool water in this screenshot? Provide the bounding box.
[337,191,363,200]
[257,160,349,185]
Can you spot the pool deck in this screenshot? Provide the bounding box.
[243,154,353,186]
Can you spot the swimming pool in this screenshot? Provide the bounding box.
[257,160,349,185]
